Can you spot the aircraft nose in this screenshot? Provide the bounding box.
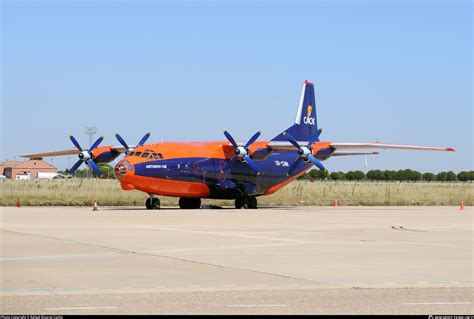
[114,160,132,179]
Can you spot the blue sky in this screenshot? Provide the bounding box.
[1,0,472,172]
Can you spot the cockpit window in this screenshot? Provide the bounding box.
[142,152,150,158]
[134,152,142,156]
[128,151,135,156]
[153,153,163,159]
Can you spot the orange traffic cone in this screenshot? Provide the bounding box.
[333,199,338,208]
[459,201,464,211]
[92,200,98,211]
[16,199,20,208]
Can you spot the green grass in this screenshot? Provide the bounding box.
[0,179,471,207]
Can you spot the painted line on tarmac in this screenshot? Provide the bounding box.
[44,306,117,310]
[0,253,118,262]
[228,304,288,307]
[401,302,471,305]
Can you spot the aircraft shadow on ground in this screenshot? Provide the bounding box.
[102,206,295,211]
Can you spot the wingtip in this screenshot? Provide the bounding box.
[446,147,455,152]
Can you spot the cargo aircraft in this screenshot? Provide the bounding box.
[21,81,455,209]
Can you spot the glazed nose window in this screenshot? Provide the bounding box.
[114,161,130,178]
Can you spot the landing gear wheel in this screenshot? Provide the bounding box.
[146,197,160,210]
[248,196,257,209]
[151,198,160,209]
[179,197,201,209]
[146,197,152,209]
[235,197,249,209]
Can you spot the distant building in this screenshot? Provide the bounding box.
[0,159,58,180]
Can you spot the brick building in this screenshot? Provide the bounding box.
[0,159,58,180]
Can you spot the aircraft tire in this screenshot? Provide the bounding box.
[235,197,249,209]
[145,198,153,210]
[248,196,257,209]
[179,198,188,209]
[189,198,201,209]
[151,198,160,209]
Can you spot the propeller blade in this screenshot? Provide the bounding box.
[89,136,104,151]
[223,130,238,148]
[222,157,238,173]
[287,156,304,176]
[69,160,83,175]
[244,155,259,173]
[245,131,262,148]
[115,133,130,151]
[69,135,83,151]
[307,129,323,147]
[308,154,325,171]
[87,158,102,176]
[137,132,151,146]
[282,132,301,149]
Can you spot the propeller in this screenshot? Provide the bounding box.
[222,130,262,173]
[282,129,325,176]
[68,135,104,176]
[114,132,151,154]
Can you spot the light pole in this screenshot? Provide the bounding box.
[85,126,97,178]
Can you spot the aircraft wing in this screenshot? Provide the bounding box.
[20,149,81,158]
[331,151,379,156]
[330,142,455,152]
[20,146,127,162]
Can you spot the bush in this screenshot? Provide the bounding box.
[308,169,329,180]
[383,170,397,181]
[436,172,447,181]
[345,170,366,180]
[446,171,457,182]
[330,171,346,180]
[457,171,474,182]
[367,170,385,181]
[422,172,435,181]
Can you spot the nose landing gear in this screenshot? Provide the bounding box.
[145,197,160,210]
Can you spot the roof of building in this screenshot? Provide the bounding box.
[2,160,57,170]
[0,160,23,168]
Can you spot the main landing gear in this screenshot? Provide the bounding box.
[145,197,160,210]
[179,197,201,209]
[235,196,257,209]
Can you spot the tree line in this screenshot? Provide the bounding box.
[299,169,474,182]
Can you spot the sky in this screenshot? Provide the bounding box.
[1,0,472,173]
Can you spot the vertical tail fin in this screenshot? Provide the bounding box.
[271,80,319,142]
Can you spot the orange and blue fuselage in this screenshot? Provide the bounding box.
[111,141,334,199]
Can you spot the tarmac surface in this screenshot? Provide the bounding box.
[0,205,472,314]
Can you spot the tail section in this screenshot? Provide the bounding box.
[271,80,319,142]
